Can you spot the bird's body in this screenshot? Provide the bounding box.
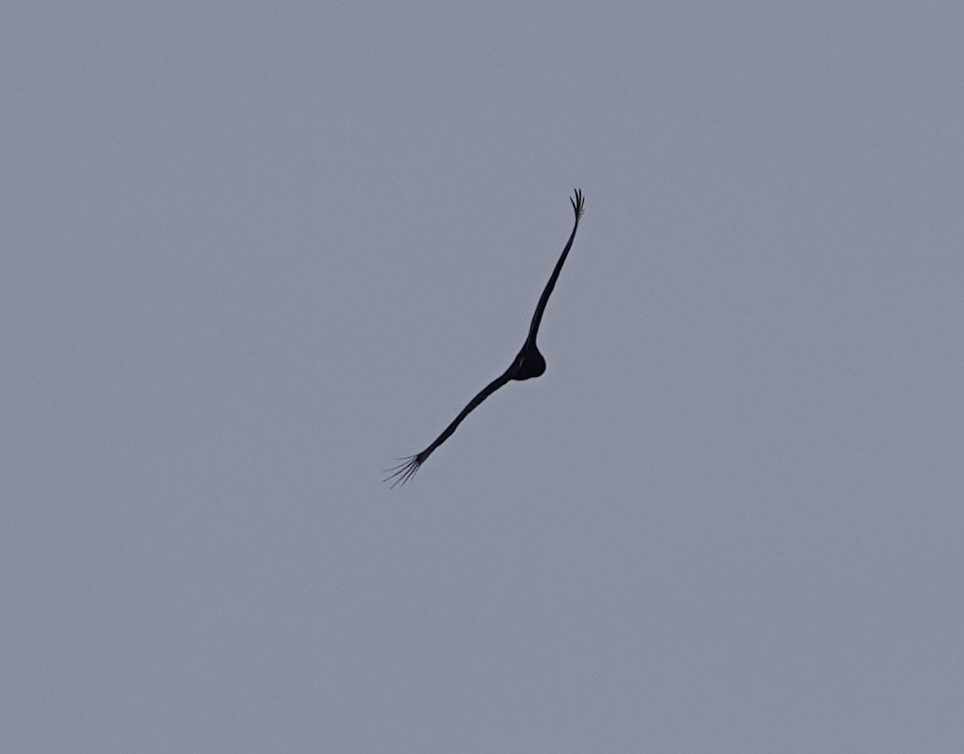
[509,342,546,381]
[385,189,585,487]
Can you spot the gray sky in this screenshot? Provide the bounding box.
[4,2,963,751]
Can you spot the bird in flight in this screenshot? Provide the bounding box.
[384,188,585,487]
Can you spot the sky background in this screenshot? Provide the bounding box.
[3,2,963,751]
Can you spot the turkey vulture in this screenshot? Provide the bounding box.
[384,189,585,487]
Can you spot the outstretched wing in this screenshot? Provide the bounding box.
[383,369,512,487]
[526,188,585,344]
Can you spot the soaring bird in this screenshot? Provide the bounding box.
[384,189,585,487]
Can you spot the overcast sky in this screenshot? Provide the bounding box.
[4,2,963,752]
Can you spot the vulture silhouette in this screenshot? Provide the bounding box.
[384,189,585,487]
